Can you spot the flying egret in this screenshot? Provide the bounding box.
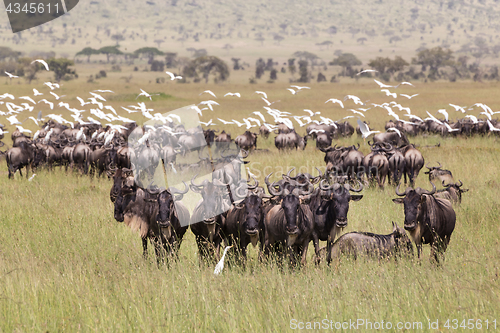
[232,119,245,127]
[38,99,54,109]
[217,118,234,125]
[200,119,216,126]
[293,116,307,127]
[254,91,267,99]
[94,89,114,93]
[465,115,478,123]
[252,111,266,123]
[373,79,394,88]
[449,103,466,113]
[425,111,443,125]
[405,114,423,122]
[200,90,216,98]
[44,82,60,90]
[325,98,344,108]
[348,109,365,117]
[444,123,459,133]
[303,109,320,117]
[90,92,106,101]
[387,127,402,137]
[50,91,65,100]
[357,119,380,139]
[4,71,18,79]
[396,81,414,87]
[356,69,378,75]
[6,115,21,125]
[16,125,32,134]
[224,92,241,97]
[31,59,49,71]
[286,88,297,95]
[487,120,500,132]
[214,245,233,275]
[165,71,182,80]
[344,95,364,105]
[480,111,492,121]
[381,89,397,98]
[19,96,36,104]
[290,85,310,90]
[400,94,419,99]
[136,89,157,100]
[33,89,43,96]
[437,109,449,122]
[199,100,219,111]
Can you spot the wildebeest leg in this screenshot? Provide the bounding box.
[311,231,321,264]
[300,240,309,266]
[142,238,148,260]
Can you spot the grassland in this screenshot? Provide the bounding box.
[0,70,500,331]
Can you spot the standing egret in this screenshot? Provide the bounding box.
[214,246,233,276]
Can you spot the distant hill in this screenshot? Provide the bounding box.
[1,0,500,65]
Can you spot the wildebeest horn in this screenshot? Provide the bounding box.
[345,179,363,192]
[437,162,442,169]
[456,180,463,187]
[416,181,436,195]
[170,181,189,195]
[190,174,203,188]
[269,180,283,196]
[286,167,296,178]
[213,173,233,187]
[425,162,431,170]
[395,183,412,196]
[247,175,259,189]
[235,182,248,198]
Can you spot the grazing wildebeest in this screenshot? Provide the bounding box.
[259,124,271,139]
[424,162,455,185]
[264,174,315,266]
[71,142,91,174]
[310,179,363,264]
[6,141,35,179]
[373,131,410,147]
[235,131,258,151]
[393,182,456,263]
[434,180,468,205]
[328,222,413,262]
[189,175,233,264]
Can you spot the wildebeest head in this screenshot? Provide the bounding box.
[424,162,454,185]
[391,222,414,257]
[319,179,363,228]
[442,180,468,202]
[190,174,231,223]
[113,193,125,222]
[392,182,436,230]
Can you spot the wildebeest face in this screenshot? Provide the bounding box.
[114,194,125,222]
[329,187,363,228]
[392,191,422,230]
[157,191,174,227]
[242,195,262,235]
[281,194,300,235]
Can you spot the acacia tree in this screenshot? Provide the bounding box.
[134,47,165,64]
[75,47,100,63]
[47,58,77,82]
[330,53,361,77]
[98,46,123,63]
[412,47,454,79]
[183,55,229,83]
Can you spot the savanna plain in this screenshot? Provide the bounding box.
[0,70,499,331]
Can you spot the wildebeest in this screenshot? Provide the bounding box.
[235,131,258,151]
[275,130,303,150]
[373,131,409,147]
[315,131,332,149]
[214,130,232,153]
[310,179,363,264]
[72,142,92,174]
[434,180,468,205]
[223,177,270,261]
[387,146,405,185]
[362,143,389,188]
[321,144,364,181]
[264,174,315,266]
[328,222,413,262]
[90,145,118,177]
[6,141,35,179]
[259,124,270,139]
[401,144,424,186]
[424,162,455,185]
[393,182,456,263]
[189,175,233,263]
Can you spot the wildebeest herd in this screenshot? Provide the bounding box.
[1,114,469,268]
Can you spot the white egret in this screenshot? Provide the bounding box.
[4,71,18,79]
[373,79,394,88]
[200,90,217,98]
[165,71,182,80]
[290,85,310,90]
[224,92,241,97]
[381,89,397,98]
[400,94,419,99]
[214,245,233,276]
[325,98,344,108]
[357,119,380,139]
[254,91,267,99]
[356,69,378,75]
[31,59,49,71]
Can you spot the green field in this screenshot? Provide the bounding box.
[0,70,499,331]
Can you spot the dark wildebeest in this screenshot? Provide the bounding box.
[214,130,232,153]
[203,128,218,147]
[6,141,35,179]
[424,162,455,186]
[401,144,424,187]
[259,124,270,139]
[223,177,270,262]
[263,174,315,266]
[373,131,410,147]
[393,182,456,263]
[327,222,413,262]
[72,142,91,174]
[189,175,233,264]
[387,147,405,186]
[275,130,302,150]
[338,121,354,137]
[434,180,468,205]
[310,179,363,264]
[116,146,135,170]
[235,131,258,151]
[90,145,118,177]
[363,143,389,188]
[315,131,332,149]
[321,145,364,181]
